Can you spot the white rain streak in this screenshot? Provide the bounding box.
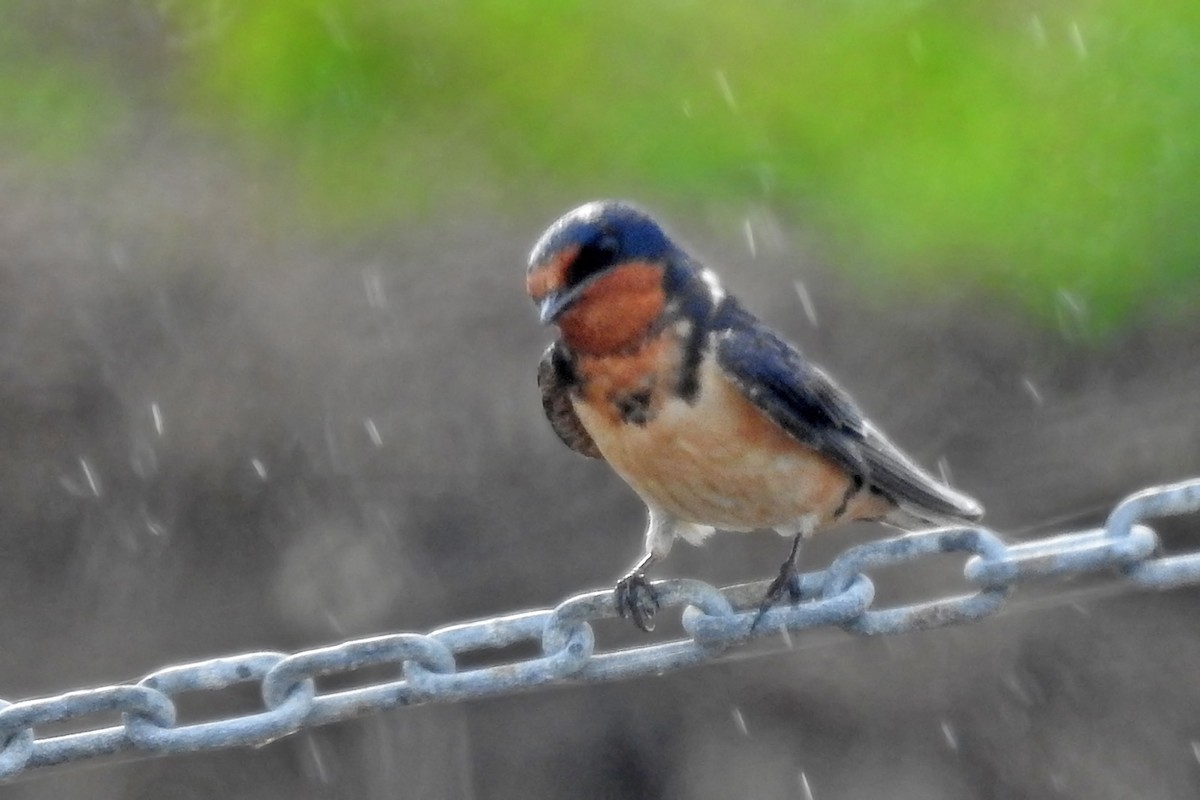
[1056,288,1089,338]
[363,267,387,309]
[144,517,167,537]
[779,626,794,649]
[1069,20,1088,60]
[743,219,757,258]
[731,707,749,736]
[799,771,815,800]
[151,401,165,436]
[1192,741,1200,765]
[1030,14,1047,47]
[941,720,959,752]
[1058,288,1084,315]
[1022,378,1044,406]
[700,269,726,304]
[364,417,383,447]
[305,735,332,784]
[1003,673,1033,706]
[794,281,819,327]
[251,458,268,480]
[715,70,738,112]
[937,456,954,487]
[79,457,102,497]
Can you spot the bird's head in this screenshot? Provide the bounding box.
[526,201,680,355]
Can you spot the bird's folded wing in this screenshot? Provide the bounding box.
[714,305,981,522]
[537,341,603,459]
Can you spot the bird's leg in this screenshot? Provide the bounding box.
[614,507,675,632]
[615,551,660,632]
[752,533,806,630]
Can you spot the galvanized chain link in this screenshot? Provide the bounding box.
[3,477,1200,783]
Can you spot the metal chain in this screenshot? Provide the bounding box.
[3,477,1200,783]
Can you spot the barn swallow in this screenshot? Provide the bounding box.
[526,200,983,632]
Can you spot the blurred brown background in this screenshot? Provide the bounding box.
[4,1,1200,798]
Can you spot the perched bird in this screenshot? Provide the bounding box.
[526,201,983,631]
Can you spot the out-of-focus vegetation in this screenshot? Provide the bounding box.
[3,0,1199,329]
[7,7,1200,800]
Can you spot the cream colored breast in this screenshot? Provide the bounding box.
[574,354,854,532]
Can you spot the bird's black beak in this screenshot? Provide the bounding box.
[537,285,585,325]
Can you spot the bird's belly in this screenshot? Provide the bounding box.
[573,367,854,533]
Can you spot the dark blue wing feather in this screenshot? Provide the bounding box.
[538,342,603,459]
[713,299,983,523]
[713,300,868,477]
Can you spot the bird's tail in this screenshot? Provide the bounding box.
[882,502,980,531]
[860,421,984,531]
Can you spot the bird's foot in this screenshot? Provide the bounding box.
[751,562,805,631]
[615,571,661,632]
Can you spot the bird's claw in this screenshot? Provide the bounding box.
[750,564,804,631]
[615,571,660,632]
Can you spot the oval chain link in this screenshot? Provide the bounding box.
[1,478,1199,783]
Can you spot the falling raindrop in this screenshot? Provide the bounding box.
[1058,289,1083,315]
[743,219,757,259]
[1030,14,1047,47]
[324,609,346,636]
[731,707,749,736]
[150,401,165,436]
[143,509,167,537]
[941,720,959,752]
[937,456,953,486]
[251,458,268,480]
[799,771,815,800]
[794,281,819,327]
[714,70,738,112]
[1191,740,1200,764]
[364,418,383,447]
[1021,378,1043,406]
[1003,673,1033,705]
[1055,289,1089,339]
[362,267,387,309]
[1069,20,1088,59]
[79,457,102,497]
[305,735,332,784]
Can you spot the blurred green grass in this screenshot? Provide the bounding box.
[0,15,123,160]
[4,0,1200,331]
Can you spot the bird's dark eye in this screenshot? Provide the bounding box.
[565,234,620,288]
